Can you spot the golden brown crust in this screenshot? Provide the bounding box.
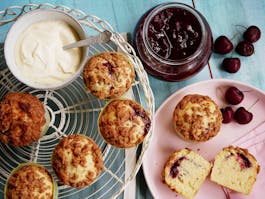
[6,164,54,199]
[0,92,46,146]
[98,99,151,148]
[52,134,103,188]
[83,52,135,99]
[173,94,222,142]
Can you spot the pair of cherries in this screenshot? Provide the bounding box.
[221,87,253,124]
[214,26,261,73]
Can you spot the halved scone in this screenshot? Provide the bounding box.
[210,146,260,195]
[162,148,212,199]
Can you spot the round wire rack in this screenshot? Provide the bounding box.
[0,4,155,199]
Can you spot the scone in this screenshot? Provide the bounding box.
[173,94,222,142]
[210,146,260,195]
[0,92,48,146]
[52,134,104,188]
[5,163,56,199]
[98,99,151,148]
[83,51,135,99]
[162,149,212,199]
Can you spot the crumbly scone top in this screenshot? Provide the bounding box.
[98,99,151,148]
[52,134,104,188]
[173,94,222,141]
[6,165,54,199]
[0,92,46,146]
[83,52,135,99]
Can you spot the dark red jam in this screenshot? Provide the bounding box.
[134,3,213,81]
[147,7,202,60]
[237,153,252,169]
[170,156,186,178]
[103,62,114,74]
[133,107,151,135]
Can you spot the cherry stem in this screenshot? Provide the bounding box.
[247,98,259,111]
[230,32,241,41]
[242,89,253,93]
[235,24,247,30]
[221,186,231,199]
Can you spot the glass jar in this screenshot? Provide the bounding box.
[134,2,213,81]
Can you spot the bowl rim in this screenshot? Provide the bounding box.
[4,8,88,90]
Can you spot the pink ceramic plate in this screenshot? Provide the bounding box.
[143,79,265,199]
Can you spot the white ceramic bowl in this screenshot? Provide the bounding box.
[4,9,88,90]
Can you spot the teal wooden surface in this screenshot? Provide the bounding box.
[0,0,265,198]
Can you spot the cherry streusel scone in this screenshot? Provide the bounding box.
[0,92,47,146]
[98,99,151,148]
[210,146,260,195]
[5,163,56,199]
[173,94,222,142]
[162,148,212,199]
[83,52,135,99]
[52,134,104,188]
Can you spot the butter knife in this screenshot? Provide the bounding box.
[63,30,111,50]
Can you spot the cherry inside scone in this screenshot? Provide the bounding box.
[98,99,151,148]
[162,148,212,199]
[210,146,260,195]
[5,163,57,199]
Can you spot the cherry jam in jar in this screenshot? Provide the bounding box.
[134,3,213,81]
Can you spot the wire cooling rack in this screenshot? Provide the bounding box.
[0,4,155,199]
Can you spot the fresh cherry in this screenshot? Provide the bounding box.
[222,58,241,73]
[220,107,234,123]
[214,36,234,54]
[234,107,253,124]
[236,41,254,56]
[225,86,244,105]
[243,25,261,43]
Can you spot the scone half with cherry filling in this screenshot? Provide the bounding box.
[98,98,151,148]
[210,146,260,195]
[162,148,212,199]
[52,134,104,188]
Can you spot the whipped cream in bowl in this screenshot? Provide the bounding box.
[4,9,88,90]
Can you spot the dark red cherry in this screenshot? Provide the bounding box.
[225,87,244,105]
[234,107,253,124]
[220,107,234,124]
[214,36,234,54]
[222,58,241,73]
[243,26,261,43]
[236,41,254,56]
